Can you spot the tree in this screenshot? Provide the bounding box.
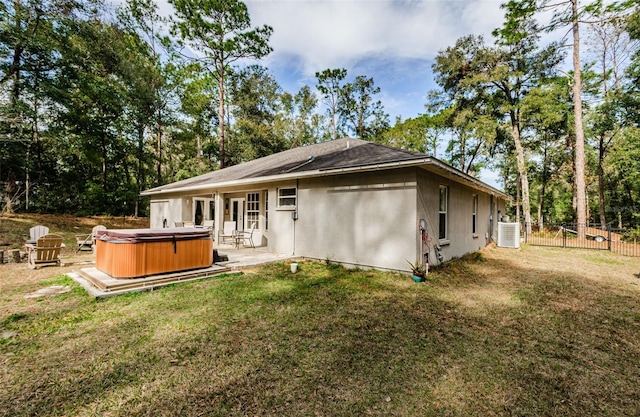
[528,0,617,236]
[338,75,389,141]
[383,112,448,156]
[117,0,174,214]
[278,85,321,148]
[169,0,272,168]
[491,1,564,232]
[523,76,573,229]
[583,6,638,228]
[315,68,347,140]
[0,0,76,212]
[431,36,503,175]
[176,63,218,176]
[227,65,284,164]
[118,0,176,187]
[431,27,562,225]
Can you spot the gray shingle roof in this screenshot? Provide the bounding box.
[143,138,426,194]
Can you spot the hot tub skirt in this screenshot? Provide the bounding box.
[95,228,213,279]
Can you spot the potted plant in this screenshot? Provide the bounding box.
[407,259,426,282]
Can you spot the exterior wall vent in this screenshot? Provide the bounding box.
[497,222,520,249]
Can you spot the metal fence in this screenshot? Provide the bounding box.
[522,223,640,257]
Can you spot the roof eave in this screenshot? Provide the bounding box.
[423,158,510,200]
[141,158,509,199]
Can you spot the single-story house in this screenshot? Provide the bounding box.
[141,137,509,273]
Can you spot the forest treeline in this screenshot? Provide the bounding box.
[1,0,639,230]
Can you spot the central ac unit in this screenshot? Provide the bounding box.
[497,222,520,248]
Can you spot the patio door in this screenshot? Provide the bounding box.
[230,198,244,231]
[192,197,214,226]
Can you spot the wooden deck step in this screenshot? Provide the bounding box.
[78,265,230,292]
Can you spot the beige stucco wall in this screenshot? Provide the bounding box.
[147,167,507,272]
[149,197,184,228]
[260,181,297,255]
[294,169,417,271]
[416,168,505,264]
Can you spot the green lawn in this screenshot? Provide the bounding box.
[1,245,639,416]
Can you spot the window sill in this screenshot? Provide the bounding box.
[439,239,451,246]
[276,207,296,211]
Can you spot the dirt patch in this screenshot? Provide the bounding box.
[24,285,72,299]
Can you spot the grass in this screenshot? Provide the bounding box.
[1,222,640,415]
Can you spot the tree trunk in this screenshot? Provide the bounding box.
[10,0,22,107]
[511,113,531,234]
[156,120,162,186]
[196,134,202,164]
[572,0,587,239]
[516,171,521,224]
[538,180,546,233]
[217,62,226,169]
[539,145,549,233]
[538,199,544,233]
[597,137,607,230]
[136,124,145,218]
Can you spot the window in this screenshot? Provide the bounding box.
[439,185,448,240]
[246,192,260,228]
[277,187,297,209]
[472,194,478,235]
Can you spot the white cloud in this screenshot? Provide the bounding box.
[247,0,505,76]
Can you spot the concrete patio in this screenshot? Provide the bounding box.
[214,243,296,270]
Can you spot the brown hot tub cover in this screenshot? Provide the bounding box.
[96,227,211,243]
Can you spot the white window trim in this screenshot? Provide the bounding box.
[472,194,478,237]
[277,187,297,210]
[246,192,260,230]
[439,185,448,242]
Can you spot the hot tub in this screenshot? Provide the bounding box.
[95,228,213,279]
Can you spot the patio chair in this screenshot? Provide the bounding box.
[28,225,49,242]
[75,225,106,253]
[237,222,257,248]
[183,220,195,227]
[26,233,64,269]
[218,221,236,244]
[174,221,184,227]
[202,220,214,229]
